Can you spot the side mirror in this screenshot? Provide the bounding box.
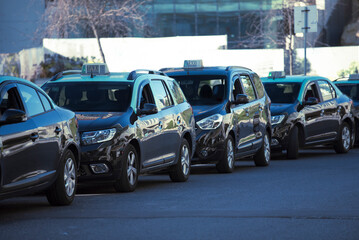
[233,94,249,105]
[138,103,158,115]
[0,109,27,125]
[304,97,319,106]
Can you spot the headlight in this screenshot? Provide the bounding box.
[197,114,223,130]
[82,128,116,145]
[271,115,285,126]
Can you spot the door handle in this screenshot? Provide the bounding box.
[55,127,62,134]
[158,121,163,130]
[30,133,39,142]
[245,109,249,117]
[259,106,263,111]
[320,109,324,116]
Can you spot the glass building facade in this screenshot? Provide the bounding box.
[144,0,283,49]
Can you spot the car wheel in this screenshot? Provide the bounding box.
[286,125,299,159]
[334,122,351,154]
[216,135,235,173]
[46,149,77,206]
[114,144,139,192]
[169,138,191,182]
[254,131,271,166]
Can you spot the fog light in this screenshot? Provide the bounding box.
[271,138,279,146]
[90,163,109,174]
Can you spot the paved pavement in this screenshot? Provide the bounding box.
[1,148,359,240]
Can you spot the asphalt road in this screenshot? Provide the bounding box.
[1,148,359,240]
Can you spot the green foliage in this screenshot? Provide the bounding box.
[284,50,311,75]
[337,62,359,78]
[2,54,20,77]
[38,55,99,78]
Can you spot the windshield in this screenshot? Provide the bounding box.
[263,82,301,104]
[336,84,359,101]
[171,75,227,106]
[42,82,132,112]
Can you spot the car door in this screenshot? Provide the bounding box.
[240,74,260,149]
[316,80,340,140]
[0,83,41,191]
[136,82,164,169]
[18,83,62,173]
[230,75,252,152]
[300,81,325,142]
[149,79,179,163]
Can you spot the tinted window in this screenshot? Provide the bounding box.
[167,80,186,104]
[240,75,256,101]
[18,84,44,117]
[304,83,321,102]
[263,82,301,104]
[39,92,52,111]
[233,77,244,99]
[336,84,359,101]
[318,81,334,101]
[42,82,132,112]
[150,80,173,110]
[173,75,226,106]
[0,87,22,115]
[253,74,265,98]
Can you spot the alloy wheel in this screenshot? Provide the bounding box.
[127,151,137,186]
[227,139,234,169]
[64,158,76,197]
[181,145,190,176]
[342,126,351,150]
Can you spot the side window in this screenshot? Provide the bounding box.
[240,75,256,101]
[329,83,337,99]
[318,81,334,102]
[0,87,22,115]
[139,83,155,109]
[39,92,52,112]
[253,73,265,98]
[167,80,186,104]
[303,83,320,102]
[150,80,173,110]
[17,84,45,117]
[232,77,243,99]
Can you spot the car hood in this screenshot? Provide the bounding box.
[192,104,225,121]
[76,112,125,132]
[270,103,293,116]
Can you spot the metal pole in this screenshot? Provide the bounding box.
[303,7,308,76]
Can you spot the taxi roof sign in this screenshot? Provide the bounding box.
[81,63,109,76]
[184,60,203,69]
[349,74,359,80]
[268,71,286,79]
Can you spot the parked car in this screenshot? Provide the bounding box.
[0,76,80,205]
[160,60,272,173]
[42,64,195,192]
[334,74,359,144]
[262,71,355,159]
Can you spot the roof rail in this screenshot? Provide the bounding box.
[50,70,82,81]
[127,69,167,80]
[225,66,252,71]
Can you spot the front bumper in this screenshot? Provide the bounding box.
[192,125,226,164]
[270,123,291,150]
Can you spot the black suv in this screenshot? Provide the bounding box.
[262,72,355,159]
[42,64,195,192]
[0,76,80,205]
[161,60,271,173]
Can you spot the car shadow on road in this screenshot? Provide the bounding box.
[270,147,337,161]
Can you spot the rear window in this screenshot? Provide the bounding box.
[171,75,227,106]
[42,82,132,112]
[263,82,301,104]
[336,84,359,101]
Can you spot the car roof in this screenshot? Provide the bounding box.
[47,72,132,83]
[0,75,41,88]
[261,75,329,83]
[161,66,252,76]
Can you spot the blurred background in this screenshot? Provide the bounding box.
[0,0,358,83]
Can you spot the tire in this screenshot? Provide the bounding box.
[286,125,299,159]
[334,122,351,154]
[46,149,77,206]
[216,135,235,173]
[169,139,191,182]
[114,144,139,192]
[254,131,271,166]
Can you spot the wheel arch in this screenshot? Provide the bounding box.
[183,131,193,156]
[66,143,80,170]
[129,139,141,170]
[295,122,305,147]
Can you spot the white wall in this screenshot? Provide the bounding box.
[296,45,359,80]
